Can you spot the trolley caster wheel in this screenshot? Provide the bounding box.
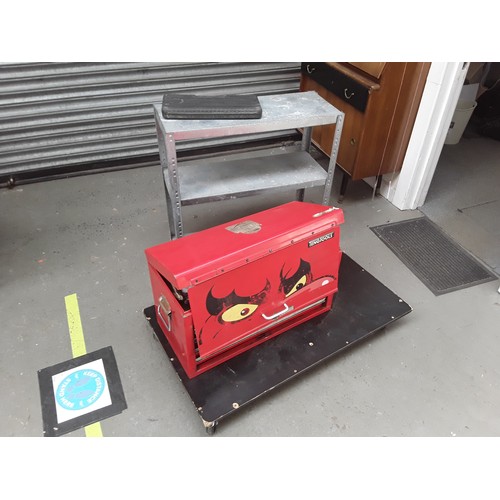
[204,421,217,436]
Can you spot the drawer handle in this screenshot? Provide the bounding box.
[306,64,315,74]
[262,303,291,320]
[344,89,355,99]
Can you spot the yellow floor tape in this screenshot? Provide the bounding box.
[64,293,103,438]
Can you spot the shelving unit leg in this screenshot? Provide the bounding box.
[323,112,344,205]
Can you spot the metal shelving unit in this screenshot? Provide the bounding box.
[153,91,344,239]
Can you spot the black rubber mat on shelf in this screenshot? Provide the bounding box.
[371,217,497,295]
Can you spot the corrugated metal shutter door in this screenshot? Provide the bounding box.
[0,62,301,182]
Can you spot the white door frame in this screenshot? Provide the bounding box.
[381,62,469,210]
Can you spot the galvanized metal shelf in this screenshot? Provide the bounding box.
[153,91,344,239]
[175,150,328,205]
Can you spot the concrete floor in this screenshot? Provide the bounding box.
[421,136,500,274]
[1,140,499,438]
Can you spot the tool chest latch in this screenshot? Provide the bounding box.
[158,295,172,331]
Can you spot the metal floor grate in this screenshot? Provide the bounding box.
[371,217,497,295]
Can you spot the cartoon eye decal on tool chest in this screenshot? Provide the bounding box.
[197,257,335,346]
[206,280,270,324]
[279,258,312,297]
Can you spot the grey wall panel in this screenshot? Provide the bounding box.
[0,62,301,179]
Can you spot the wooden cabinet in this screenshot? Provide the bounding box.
[300,62,430,192]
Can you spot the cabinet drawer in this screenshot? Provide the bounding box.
[301,62,370,113]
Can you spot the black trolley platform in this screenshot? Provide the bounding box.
[143,254,412,434]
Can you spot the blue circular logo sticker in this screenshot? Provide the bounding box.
[56,369,106,410]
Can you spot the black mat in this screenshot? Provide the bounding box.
[371,217,497,295]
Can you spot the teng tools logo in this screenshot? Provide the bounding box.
[308,232,334,248]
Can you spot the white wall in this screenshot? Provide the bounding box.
[379,62,469,210]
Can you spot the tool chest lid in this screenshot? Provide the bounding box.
[145,201,344,289]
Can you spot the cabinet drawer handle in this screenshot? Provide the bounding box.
[306,64,315,74]
[344,89,355,99]
[350,138,356,146]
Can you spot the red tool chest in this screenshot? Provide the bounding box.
[145,201,344,378]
